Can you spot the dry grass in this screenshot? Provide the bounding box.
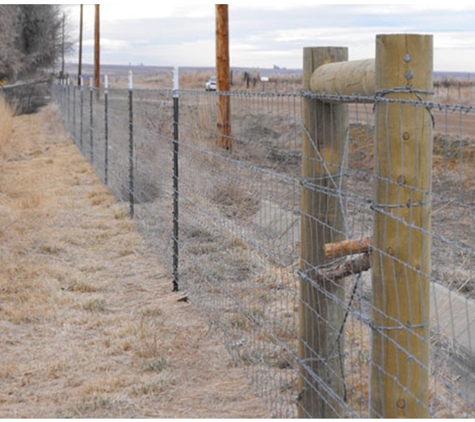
[211,182,260,219]
[0,104,269,418]
[47,70,475,416]
[348,122,475,196]
[434,77,475,104]
[180,70,214,90]
[0,95,14,177]
[103,67,302,93]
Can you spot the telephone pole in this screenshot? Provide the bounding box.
[94,4,100,93]
[215,4,231,150]
[78,4,83,85]
[61,12,65,78]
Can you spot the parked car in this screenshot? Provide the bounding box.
[205,76,216,91]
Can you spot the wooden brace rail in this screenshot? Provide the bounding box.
[310,58,376,98]
[324,237,372,259]
[316,252,371,283]
[318,238,373,283]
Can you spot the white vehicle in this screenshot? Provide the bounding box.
[205,76,216,91]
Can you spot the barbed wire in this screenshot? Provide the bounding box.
[52,82,475,418]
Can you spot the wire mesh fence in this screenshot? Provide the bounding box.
[52,76,475,418]
[1,79,50,114]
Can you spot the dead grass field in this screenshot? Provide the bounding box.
[0,102,269,418]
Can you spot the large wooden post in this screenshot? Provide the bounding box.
[371,34,433,418]
[215,4,231,150]
[299,46,348,418]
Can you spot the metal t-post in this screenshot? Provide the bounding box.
[104,74,109,185]
[80,76,84,149]
[128,71,134,218]
[89,77,94,164]
[172,66,180,292]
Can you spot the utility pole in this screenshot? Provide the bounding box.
[215,4,231,150]
[78,4,83,85]
[94,4,100,94]
[61,12,65,78]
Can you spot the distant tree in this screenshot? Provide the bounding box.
[0,5,73,81]
[0,5,20,79]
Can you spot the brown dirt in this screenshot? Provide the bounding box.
[0,105,269,418]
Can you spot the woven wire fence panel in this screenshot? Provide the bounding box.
[429,102,475,417]
[177,91,302,417]
[58,84,175,274]
[129,88,175,274]
[52,83,475,418]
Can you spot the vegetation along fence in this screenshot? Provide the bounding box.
[53,34,475,418]
[2,78,51,114]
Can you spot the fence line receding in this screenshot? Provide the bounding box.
[52,33,475,418]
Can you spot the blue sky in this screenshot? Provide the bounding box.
[65,3,475,72]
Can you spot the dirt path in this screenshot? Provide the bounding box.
[0,105,269,418]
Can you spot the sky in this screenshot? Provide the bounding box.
[63,2,475,73]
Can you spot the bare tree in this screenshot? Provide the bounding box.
[0,5,21,80]
[0,5,73,81]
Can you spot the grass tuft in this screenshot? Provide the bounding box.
[83,299,107,312]
[0,95,15,178]
[67,280,98,293]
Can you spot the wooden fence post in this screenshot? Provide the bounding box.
[299,46,348,418]
[371,34,433,418]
